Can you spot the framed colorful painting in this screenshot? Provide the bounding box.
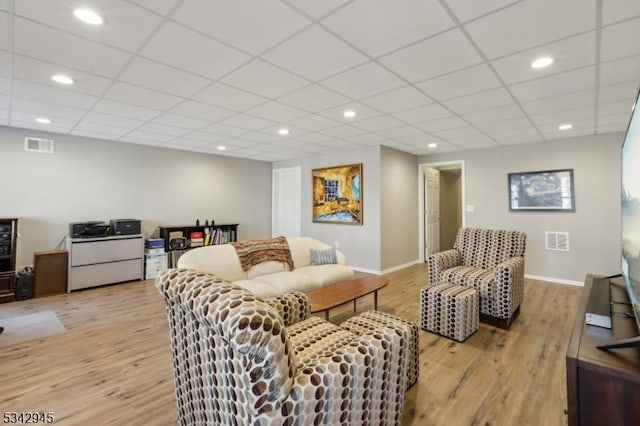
[312,163,362,224]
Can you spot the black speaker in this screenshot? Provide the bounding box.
[15,275,33,301]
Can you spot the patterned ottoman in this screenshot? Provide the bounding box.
[420,284,479,342]
[340,310,419,390]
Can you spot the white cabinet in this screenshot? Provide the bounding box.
[67,234,144,291]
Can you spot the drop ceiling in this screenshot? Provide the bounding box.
[1,0,639,162]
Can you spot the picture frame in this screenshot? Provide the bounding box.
[508,169,575,212]
[312,163,363,224]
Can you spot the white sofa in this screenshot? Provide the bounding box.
[177,236,354,298]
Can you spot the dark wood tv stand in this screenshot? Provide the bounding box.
[566,274,640,425]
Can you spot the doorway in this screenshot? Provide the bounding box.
[418,161,465,262]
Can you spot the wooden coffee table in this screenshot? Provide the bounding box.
[307,275,389,320]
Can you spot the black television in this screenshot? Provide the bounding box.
[599,86,640,350]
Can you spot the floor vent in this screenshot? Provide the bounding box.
[24,137,54,154]
[545,231,570,251]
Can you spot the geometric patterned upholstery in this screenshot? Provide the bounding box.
[428,228,526,327]
[419,283,479,342]
[339,310,420,390]
[155,268,410,425]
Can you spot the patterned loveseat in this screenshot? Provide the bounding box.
[427,228,526,329]
[156,268,411,425]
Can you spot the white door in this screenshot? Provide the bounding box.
[425,167,440,257]
[272,167,301,237]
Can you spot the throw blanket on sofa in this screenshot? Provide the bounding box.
[231,236,294,272]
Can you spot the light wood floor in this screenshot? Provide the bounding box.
[0,263,581,425]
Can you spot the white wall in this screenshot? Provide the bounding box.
[380,146,419,270]
[420,133,623,283]
[0,126,273,267]
[274,146,382,272]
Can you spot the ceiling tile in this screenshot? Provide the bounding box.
[323,0,454,57]
[319,125,364,138]
[0,76,8,95]
[263,26,368,81]
[278,84,349,112]
[597,122,628,134]
[221,114,276,131]
[599,81,640,104]
[602,0,640,25]
[12,55,112,97]
[510,67,595,103]
[141,22,250,80]
[92,99,161,121]
[461,104,525,124]
[319,102,382,122]
[128,0,180,15]
[82,112,144,129]
[245,101,308,122]
[377,125,423,139]
[0,12,7,50]
[521,90,595,115]
[0,2,6,11]
[529,106,594,126]
[193,83,266,111]
[392,103,452,124]
[415,116,467,132]
[12,80,97,109]
[417,64,501,101]
[151,112,211,130]
[598,99,635,117]
[597,112,630,127]
[444,0,520,23]
[10,109,79,128]
[285,0,350,19]
[0,94,8,109]
[600,55,640,86]
[168,137,218,148]
[104,82,182,110]
[172,0,310,54]
[15,0,162,52]
[119,57,212,97]
[14,18,131,78]
[487,127,542,144]
[10,118,75,133]
[361,86,432,113]
[72,122,132,138]
[380,29,482,82]
[241,132,279,143]
[345,132,388,144]
[443,88,513,114]
[538,118,594,140]
[11,98,86,120]
[465,0,596,59]
[122,130,172,143]
[168,100,235,122]
[222,60,308,99]
[201,123,249,138]
[321,62,405,99]
[353,115,404,131]
[476,117,533,132]
[601,17,640,61]
[179,131,226,144]
[435,125,485,139]
[0,51,9,76]
[491,32,596,85]
[289,114,341,131]
[137,122,191,137]
[294,132,333,143]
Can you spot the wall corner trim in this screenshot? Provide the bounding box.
[525,274,583,286]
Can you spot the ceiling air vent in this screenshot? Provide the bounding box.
[24,137,54,154]
[545,231,570,252]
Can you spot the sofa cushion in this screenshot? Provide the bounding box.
[252,271,323,293]
[440,266,495,302]
[247,261,288,279]
[296,264,354,285]
[177,244,247,281]
[309,248,337,265]
[287,316,356,369]
[232,279,281,299]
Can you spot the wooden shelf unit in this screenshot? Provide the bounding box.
[0,218,18,303]
[158,224,238,268]
[566,274,640,425]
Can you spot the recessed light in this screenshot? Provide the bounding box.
[36,117,52,124]
[428,142,438,149]
[558,123,572,131]
[73,8,104,25]
[343,110,356,118]
[278,128,290,136]
[531,56,554,69]
[217,145,226,151]
[51,74,74,85]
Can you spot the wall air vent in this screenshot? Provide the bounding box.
[545,231,570,252]
[24,137,54,154]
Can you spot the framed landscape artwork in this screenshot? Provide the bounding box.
[508,169,575,212]
[312,163,363,224]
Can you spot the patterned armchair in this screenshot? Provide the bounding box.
[156,268,410,426]
[427,228,526,329]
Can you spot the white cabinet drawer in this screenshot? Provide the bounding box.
[71,237,142,266]
[69,259,143,291]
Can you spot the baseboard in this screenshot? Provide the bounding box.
[525,274,583,286]
[352,259,423,276]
